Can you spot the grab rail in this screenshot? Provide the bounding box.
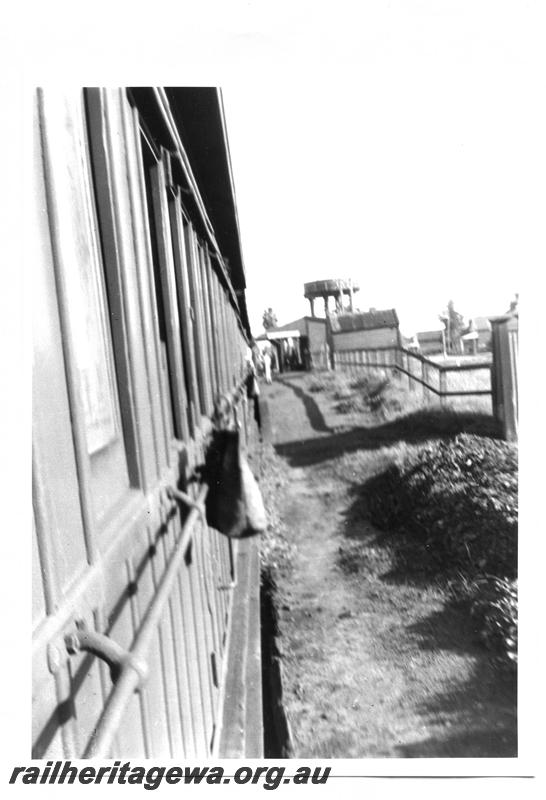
[65,380,250,758]
[77,484,208,758]
[65,625,149,686]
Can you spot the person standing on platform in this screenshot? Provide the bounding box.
[263,347,272,384]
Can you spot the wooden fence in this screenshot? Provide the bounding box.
[333,321,519,442]
[333,346,493,409]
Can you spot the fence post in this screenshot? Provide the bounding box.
[439,369,447,406]
[421,360,428,402]
[490,315,518,441]
[406,352,413,391]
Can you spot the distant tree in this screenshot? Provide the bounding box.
[262,307,278,331]
[439,300,465,354]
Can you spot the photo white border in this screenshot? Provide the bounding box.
[3,1,545,796]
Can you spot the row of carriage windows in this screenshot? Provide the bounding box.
[83,92,241,484]
[40,89,244,535]
[33,90,245,755]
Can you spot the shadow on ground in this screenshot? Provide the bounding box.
[337,483,517,757]
[396,727,516,758]
[274,376,332,433]
[401,602,516,756]
[275,404,501,467]
[394,643,517,757]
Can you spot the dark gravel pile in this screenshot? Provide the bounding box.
[365,434,518,666]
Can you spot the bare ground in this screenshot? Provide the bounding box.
[261,372,516,758]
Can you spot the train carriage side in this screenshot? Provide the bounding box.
[32,87,262,758]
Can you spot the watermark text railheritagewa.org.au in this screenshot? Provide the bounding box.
[9,762,331,790]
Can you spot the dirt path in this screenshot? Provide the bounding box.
[262,373,516,758]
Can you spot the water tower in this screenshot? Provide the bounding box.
[303,278,360,317]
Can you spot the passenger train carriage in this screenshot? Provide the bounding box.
[32,87,263,758]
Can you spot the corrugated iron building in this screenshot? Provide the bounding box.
[329,309,401,351]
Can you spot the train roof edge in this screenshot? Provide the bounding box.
[129,87,251,338]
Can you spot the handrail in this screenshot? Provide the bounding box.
[76,380,249,757]
[339,360,491,396]
[81,484,208,758]
[336,345,492,372]
[334,346,493,399]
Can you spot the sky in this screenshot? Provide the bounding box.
[9,1,543,339]
[219,2,544,337]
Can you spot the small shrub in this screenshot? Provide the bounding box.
[349,376,372,391]
[308,380,328,393]
[333,389,354,401]
[329,371,396,417]
[335,397,362,414]
[366,394,386,414]
[366,376,391,399]
[307,373,339,393]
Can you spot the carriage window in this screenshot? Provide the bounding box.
[183,219,213,416]
[62,211,121,454]
[138,142,192,443]
[39,90,131,525]
[140,136,177,441]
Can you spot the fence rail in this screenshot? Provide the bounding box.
[333,345,493,405]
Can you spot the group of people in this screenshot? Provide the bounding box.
[244,336,313,435]
[250,343,275,384]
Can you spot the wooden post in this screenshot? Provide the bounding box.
[406,352,413,391]
[406,352,411,390]
[439,369,447,406]
[490,315,518,441]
